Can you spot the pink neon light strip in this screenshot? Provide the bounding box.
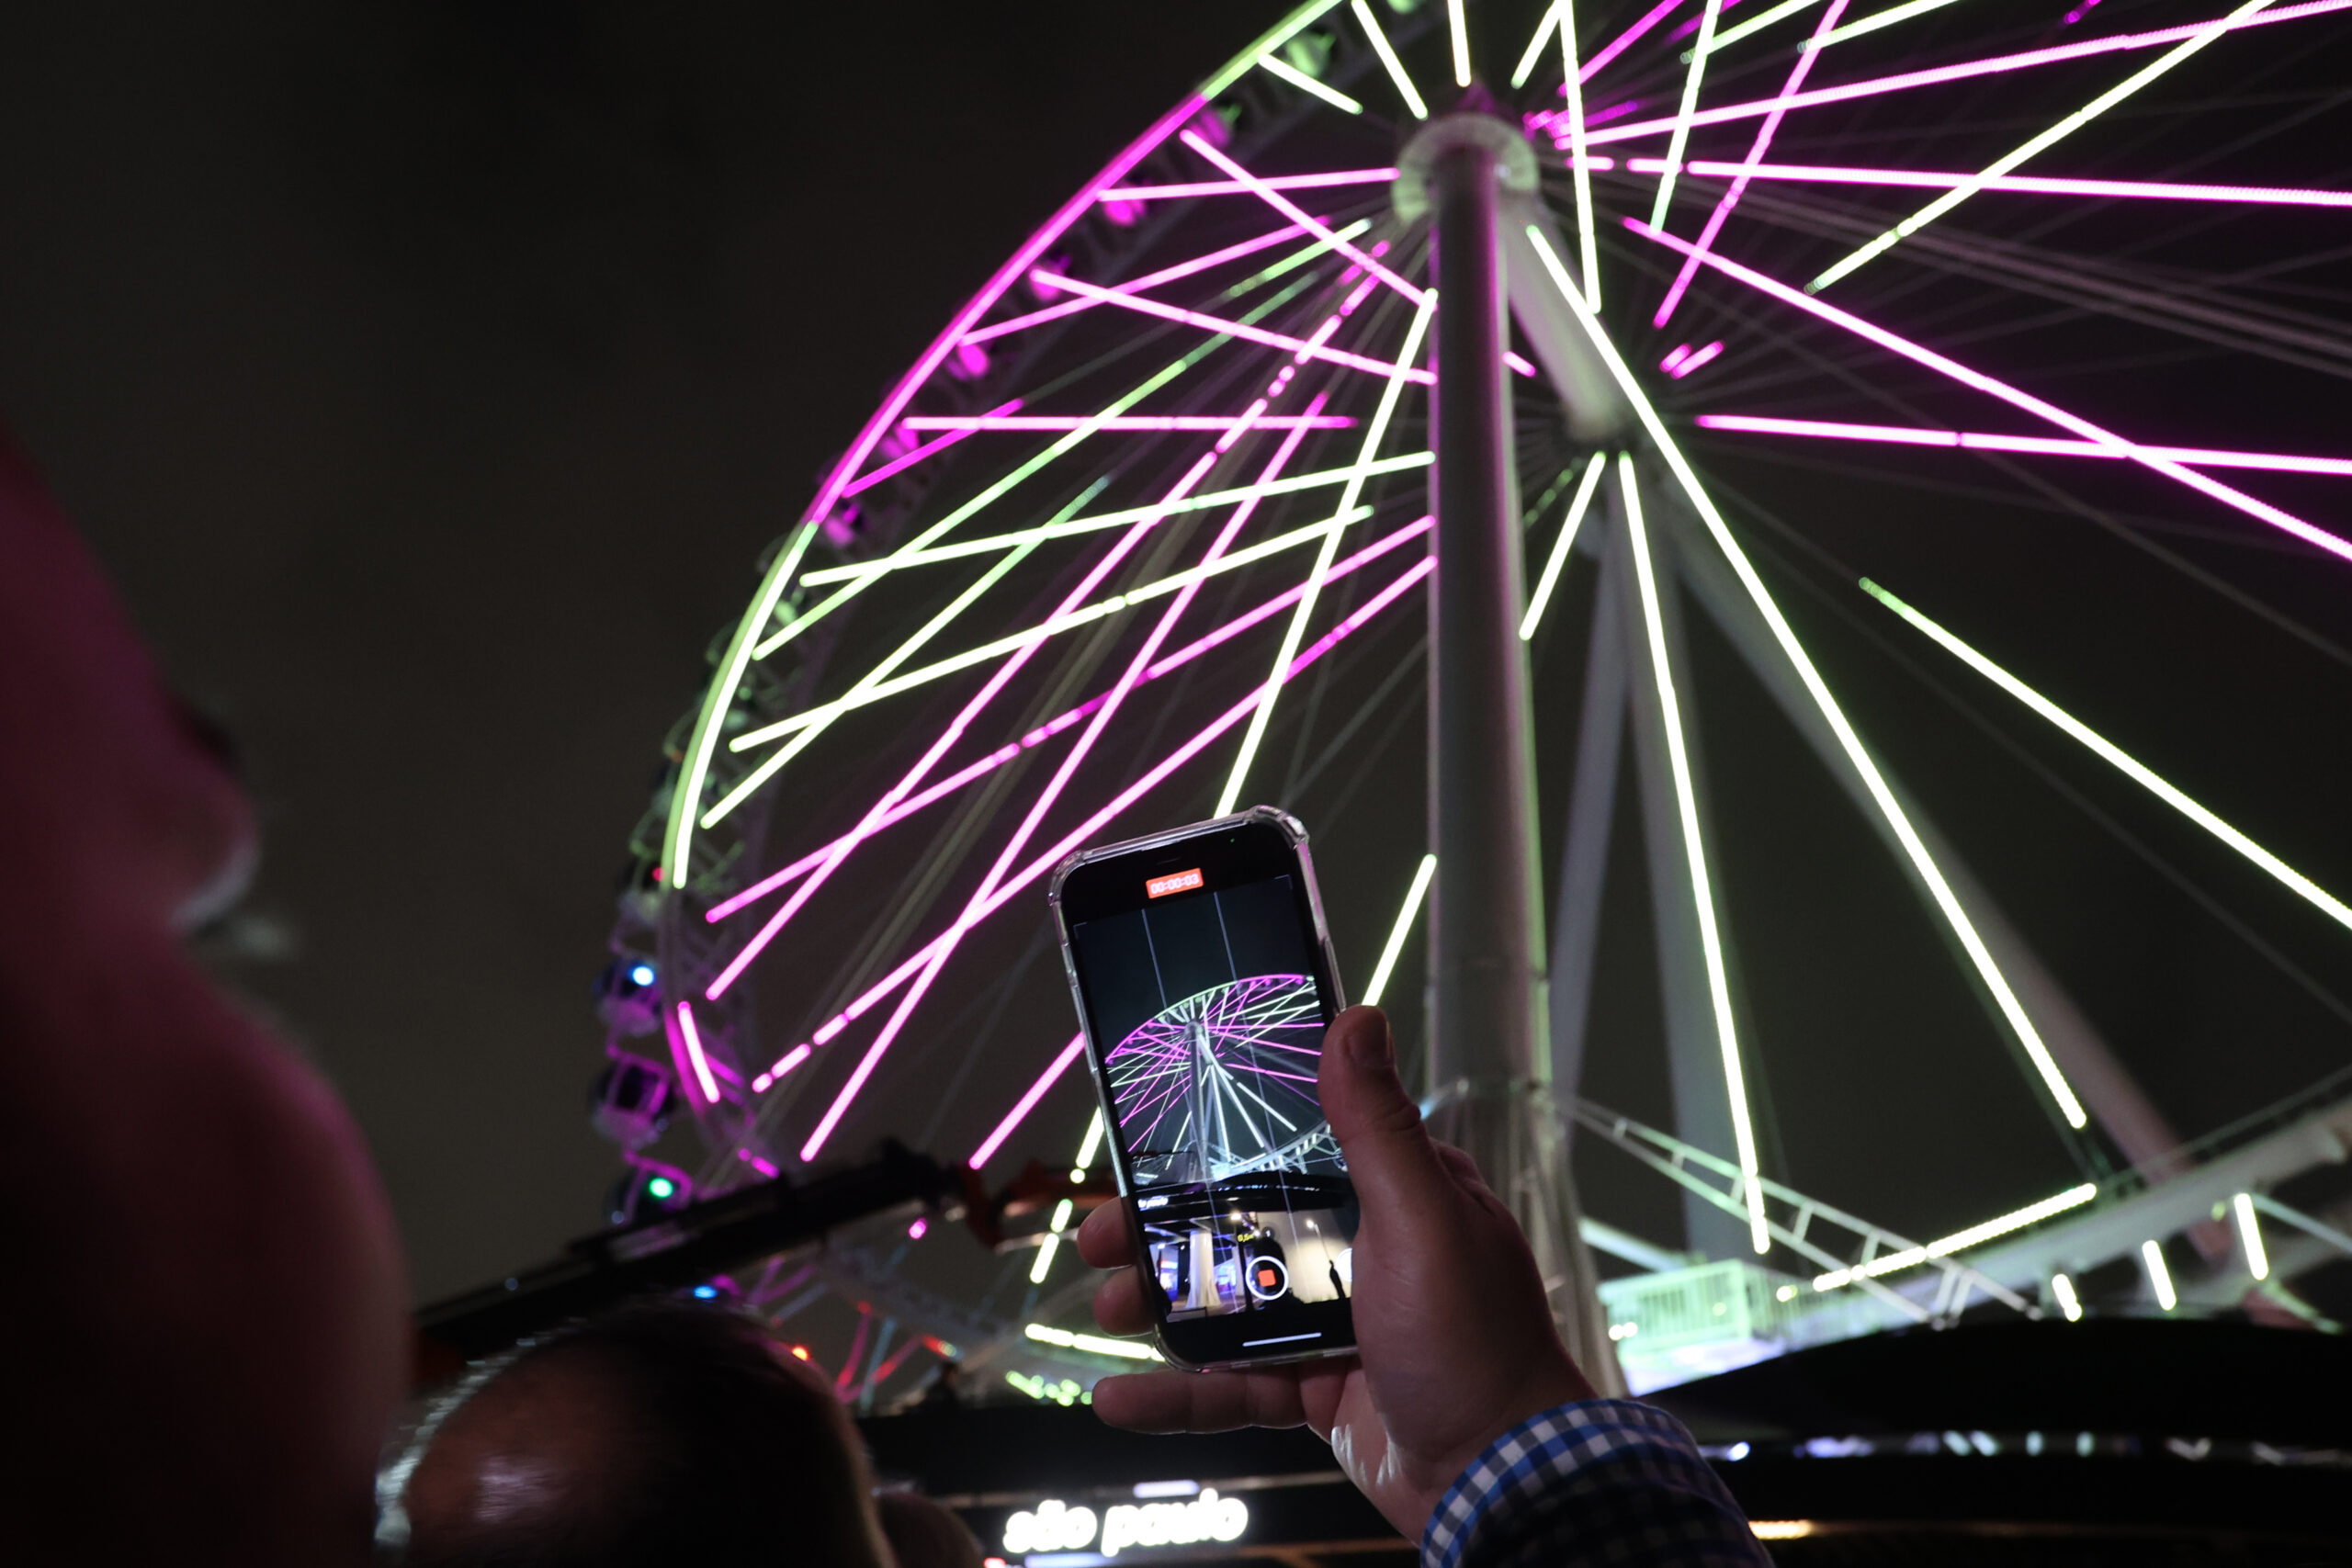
[1630,157,2352,209]
[794,443,1233,1159]
[675,1001,721,1104]
[1098,168,1400,201]
[1628,218,2352,564]
[968,1035,1088,1168]
[1584,0,2352,147]
[800,92,1210,535]
[1665,340,1724,378]
[751,557,1434,1117]
[752,1043,811,1093]
[1660,344,1692,372]
[1029,271,1435,385]
[800,407,1324,1163]
[1653,0,1849,329]
[899,414,1357,432]
[964,220,1315,348]
[844,400,1023,499]
[1699,413,2352,476]
[703,518,1433,929]
[1582,0,1686,83]
[1179,130,1429,309]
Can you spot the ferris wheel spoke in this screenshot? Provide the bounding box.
[1628,217,2352,563]
[1581,0,2352,151]
[1349,0,1430,120]
[1180,130,1429,309]
[1638,157,2352,211]
[842,399,1022,499]
[1860,581,2352,936]
[1695,414,2352,478]
[1530,222,2093,1136]
[1219,294,1435,814]
[1647,0,1725,231]
[1029,270,1437,385]
[1582,0,1689,88]
[1652,0,1851,329]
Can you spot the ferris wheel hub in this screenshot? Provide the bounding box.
[1393,107,1538,224]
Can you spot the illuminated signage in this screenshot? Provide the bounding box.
[1001,1490,1249,1558]
[1145,868,1204,899]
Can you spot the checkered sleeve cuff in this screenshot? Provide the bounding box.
[1420,1400,1771,1568]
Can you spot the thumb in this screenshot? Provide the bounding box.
[1317,1007,1454,1225]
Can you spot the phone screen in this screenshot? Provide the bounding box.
[1057,816,1357,1366]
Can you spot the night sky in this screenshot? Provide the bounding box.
[6,0,2349,1330]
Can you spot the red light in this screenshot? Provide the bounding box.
[1147,867,1204,898]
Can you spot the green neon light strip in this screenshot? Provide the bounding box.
[1511,0,1563,87]
[1809,0,2277,291]
[730,502,1381,752]
[1448,0,1473,85]
[700,481,1107,830]
[665,522,816,886]
[1351,0,1430,118]
[1860,580,2352,935]
[1363,853,1437,1007]
[1199,0,1351,100]
[1520,455,1607,640]
[1561,0,1603,310]
[1216,293,1435,815]
[1227,218,1377,295]
[1258,51,1363,114]
[797,453,1430,588]
[1706,0,1827,53]
[1815,0,1963,48]
[1621,456,1770,1257]
[1527,223,2090,1132]
[1650,0,1726,230]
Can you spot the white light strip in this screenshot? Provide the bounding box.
[1363,853,1438,1006]
[1526,224,2090,1132]
[1622,456,1769,1256]
[1813,1182,2097,1289]
[1258,51,1365,114]
[2233,1192,2269,1280]
[2142,1238,2177,1311]
[1814,0,1962,48]
[1520,455,1607,639]
[1707,0,1828,53]
[1510,0,1564,87]
[1810,0,2278,290]
[2051,1271,2083,1321]
[1030,1196,1079,1283]
[1448,0,1473,85]
[1217,294,1435,814]
[798,454,1430,587]
[1561,0,1601,309]
[1352,0,1430,118]
[1075,1110,1106,1171]
[1649,0,1725,229]
[1025,1323,1163,1360]
[1860,581,2352,936]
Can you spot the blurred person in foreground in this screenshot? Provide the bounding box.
[383,1300,893,1567]
[1078,1004,1771,1568]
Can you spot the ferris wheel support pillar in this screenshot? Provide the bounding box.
[1404,107,1622,1393]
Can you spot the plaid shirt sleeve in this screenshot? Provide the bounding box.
[1420,1400,1771,1568]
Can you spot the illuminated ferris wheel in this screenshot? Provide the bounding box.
[1106,974,1341,1186]
[595,0,2352,1400]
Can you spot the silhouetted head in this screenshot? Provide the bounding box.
[391,1301,892,1568]
[873,1492,985,1568]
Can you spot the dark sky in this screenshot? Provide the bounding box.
[0,0,1294,1301]
[6,0,2349,1329]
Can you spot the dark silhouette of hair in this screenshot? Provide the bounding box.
[395,1300,889,1568]
[873,1491,985,1568]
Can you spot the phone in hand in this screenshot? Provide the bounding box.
[1048,807,1358,1371]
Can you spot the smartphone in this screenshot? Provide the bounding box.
[1048,807,1357,1371]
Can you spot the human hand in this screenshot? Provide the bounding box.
[1075,1005,1596,1540]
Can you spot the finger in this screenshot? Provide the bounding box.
[1075,1195,1132,1269]
[1089,1369,1309,1434]
[1091,1267,1157,1337]
[1317,1006,1453,1228]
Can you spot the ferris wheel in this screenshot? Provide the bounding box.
[593,0,2352,1402]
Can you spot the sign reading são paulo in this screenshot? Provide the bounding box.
[1001,1490,1250,1557]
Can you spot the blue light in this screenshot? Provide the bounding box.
[692,1284,718,1300]
[629,964,656,987]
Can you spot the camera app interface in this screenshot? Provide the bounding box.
[1069,871,1357,1330]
